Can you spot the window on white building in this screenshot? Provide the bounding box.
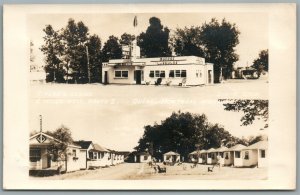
[155,70,160,77]
[72,149,77,157]
[261,150,266,158]
[149,71,154,78]
[93,152,97,159]
[225,152,229,159]
[235,151,241,158]
[175,70,181,77]
[181,70,187,77]
[160,71,165,78]
[115,70,128,78]
[169,70,175,78]
[244,151,249,160]
[122,71,128,78]
[30,148,41,162]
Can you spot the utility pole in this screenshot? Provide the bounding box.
[86,46,91,83]
[39,115,42,132]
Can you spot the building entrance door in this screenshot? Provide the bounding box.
[135,70,142,84]
[208,70,212,84]
[104,71,108,84]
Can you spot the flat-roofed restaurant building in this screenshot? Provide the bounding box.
[102,41,214,86]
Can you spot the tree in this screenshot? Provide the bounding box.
[172,26,205,57]
[86,34,102,82]
[101,35,122,62]
[135,111,239,160]
[120,33,135,45]
[46,125,74,162]
[61,19,90,83]
[252,49,268,77]
[220,99,269,129]
[138,17,172,57]
[40,25,65,83]
[200,18,240,83]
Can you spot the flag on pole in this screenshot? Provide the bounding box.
[133,16,138,27]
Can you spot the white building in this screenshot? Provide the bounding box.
[245,140,268,168]
[227,144,247,167]
[163,151,180,163]
[134,152,152,163]
[206,148,217,164]
[215,146,228,166]
[30,132,87,173]
[102,41,214,86]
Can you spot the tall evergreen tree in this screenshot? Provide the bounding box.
[101,35,122,62]
[86,34,102,82]
[61,19,90,83]
[40,25,65,83]
[138,17,171,57]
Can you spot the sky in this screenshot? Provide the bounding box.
[28,12,268,68]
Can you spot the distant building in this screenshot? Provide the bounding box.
[134,151,152,163]
[163,151,180,163]
[102,40,214,86]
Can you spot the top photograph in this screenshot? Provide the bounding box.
[28,12,268,99]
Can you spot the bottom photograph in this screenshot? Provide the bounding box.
[29,99,268,180]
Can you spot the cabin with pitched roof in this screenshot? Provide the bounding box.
[134,152,152,163]
[30,132,87,174]
[74,141,111,168]
[226,144,247,167]
[163,151,180,163]
[206,148,217,164]
[245,140,268,168]
[215,146,228,166]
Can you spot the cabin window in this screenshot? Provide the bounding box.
[212,154,215,160]
[93,152,97,159]
[208,153,211,158]
[72,149,77,157]
[175,70,181,77]
[219,152,224,158]
[235,151,241,158]
[160,71,166,78]
[149,71,154,78]
[169,70,175,78]
[261,150,266,158]
[181,70,187,77]
[89,152,93,159]
[244,151,249,160]
[144,155,148,160]
[30,148,41,162]
[225,152,229,159]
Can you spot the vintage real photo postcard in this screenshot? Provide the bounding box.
[3,3,296,190]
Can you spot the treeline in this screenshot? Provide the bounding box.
[135,111,265,160]
[40,16,242,83]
